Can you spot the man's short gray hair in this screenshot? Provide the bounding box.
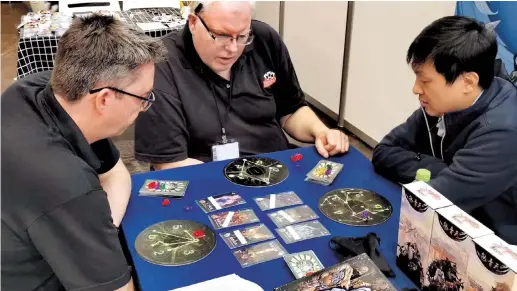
[51,14,167,102]
[191,1,255,14]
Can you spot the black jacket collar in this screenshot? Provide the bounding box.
[39,84,102,171]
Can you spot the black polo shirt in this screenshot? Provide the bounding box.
[134,20,307,163]
[1,71,131,291]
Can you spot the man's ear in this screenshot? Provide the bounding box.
[462,72,480,94]
[188,14,197,34]
[93,89,112,114]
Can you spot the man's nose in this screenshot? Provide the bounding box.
[226,39,239,53]
[413,82,423,95]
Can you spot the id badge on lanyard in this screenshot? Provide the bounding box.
[212,129,239,161]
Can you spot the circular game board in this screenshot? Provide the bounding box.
[223,157,288,187]
[135,220,216,266]
[318,188,393,226]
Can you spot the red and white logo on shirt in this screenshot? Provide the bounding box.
[263,71,276,88]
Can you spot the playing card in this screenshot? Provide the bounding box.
[284,251,325,279]
[138,179,189,197]
[208,209,260,229]
[220,224,275,249]
[268,205,319,228]
[254,191,303,211]
[233,240,288,268]
[276,220,330,244]
[306,160,343,186]
[196,192,245,213]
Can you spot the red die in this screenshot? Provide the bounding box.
[193,230,205,239]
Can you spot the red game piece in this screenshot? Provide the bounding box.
[306,271,313,277]
[161,198,170,206]
[193,230,205,239]
[147,181,157,190]
[291,153,303,162]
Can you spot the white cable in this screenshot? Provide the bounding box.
[421,107,436,157]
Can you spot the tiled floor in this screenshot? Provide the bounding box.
[1,3,374,174]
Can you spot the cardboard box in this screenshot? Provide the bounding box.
[397,181,453,289]
[467,234,517,291]
[424,205,493,291]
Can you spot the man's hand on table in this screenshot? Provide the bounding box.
[315,129,349,158]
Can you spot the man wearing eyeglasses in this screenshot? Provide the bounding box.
[135,1,349,170]
[1,14,166,291]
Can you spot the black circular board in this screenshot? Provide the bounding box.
[135,220,216,266]
[223,157,288,187]
[318,188,393,226]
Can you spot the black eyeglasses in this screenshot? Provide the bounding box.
[89,87,155,111]
[196,14,254,46]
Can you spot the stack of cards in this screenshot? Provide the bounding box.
[284,251,324,279]
[276,220,330,244]
[268,205,319,228]
[305,160,343,186]
[208,209,260,230]
[196,192,246,213]
[220,224,275,249]
[254,191,303,211]
[138,179,189,198]
[233,240,288,268]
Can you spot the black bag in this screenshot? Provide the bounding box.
[329,232,396,278]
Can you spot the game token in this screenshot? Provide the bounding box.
[135,220,216,266]
[223,157,289,187]
[184,205,193,212]
[319,188,393,226]
[193,230,205,238]
[161,198,170,206]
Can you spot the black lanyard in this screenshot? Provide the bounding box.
[209,80,233,144]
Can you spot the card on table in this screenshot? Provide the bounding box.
[233,240,288,268]
[220,223,275,249]
[268,205,319,228]
[196,192,245,213]
[254,191,303,211]
[208,209,260,229]
[284,251,325,279]
[305,160,343,186]
[276,220,330,244]
[138,179,189,197]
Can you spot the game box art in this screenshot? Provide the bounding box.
[397,181,453,289]
[274,253,396,291]
[466,234,517,291]
[424,205,493,291]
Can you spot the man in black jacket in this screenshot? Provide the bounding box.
[372,16,517,244]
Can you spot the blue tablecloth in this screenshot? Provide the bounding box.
[121,146,416,290]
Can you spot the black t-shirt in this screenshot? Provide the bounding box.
[1,71,131,291]
[134,20,307,163]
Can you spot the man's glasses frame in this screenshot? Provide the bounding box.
[195,11,254,46]
[89,87,155,111]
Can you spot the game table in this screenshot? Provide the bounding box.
[121,146,417,290]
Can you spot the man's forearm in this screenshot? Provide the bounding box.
[281,106,328,142]
[372,144,448,183]
[99,159,131,227]
[153,158,204,170]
